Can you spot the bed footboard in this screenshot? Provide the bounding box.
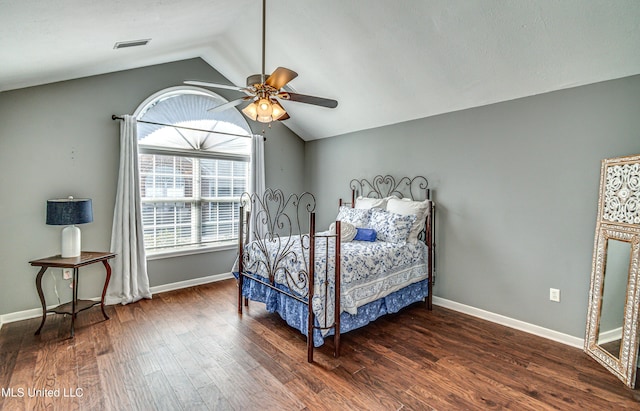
[236,189,341,362]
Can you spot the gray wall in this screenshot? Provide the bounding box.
[2,56,638,341]
[0,58,305,316]
[305,75,640,339]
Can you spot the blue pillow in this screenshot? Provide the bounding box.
[353,228,377,242]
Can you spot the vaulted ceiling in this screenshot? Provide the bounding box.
[2,0,639,140]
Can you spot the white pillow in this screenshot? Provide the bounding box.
[329,221,357,242]
[386,197,431,243]
[355,196,387,210]
[355,195,401,209]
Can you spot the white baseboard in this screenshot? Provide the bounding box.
[0,273,233,329]
[0,278,585,351]
[0,300,103,327]
[104,272,233,305]
[433,296,584,349]
[150,272,233,295]
[598,327,622,345]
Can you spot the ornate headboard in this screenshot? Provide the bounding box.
[343,175,430,204]
[340,175,432,241]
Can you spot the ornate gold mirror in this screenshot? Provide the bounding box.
[585,154,640,388]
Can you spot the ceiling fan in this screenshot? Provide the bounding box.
[185,0,338,123]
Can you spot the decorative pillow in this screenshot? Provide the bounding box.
[353,228,377,242]
[329,221,357,242]
[335,206,371,228]
[355,196,387,210]
[386,197,431,244]
[369,208,416,243]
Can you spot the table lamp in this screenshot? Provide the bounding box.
[46,196,93,258]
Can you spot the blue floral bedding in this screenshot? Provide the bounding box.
[237,235,429,345]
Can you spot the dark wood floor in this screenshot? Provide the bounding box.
[1,279,639,410]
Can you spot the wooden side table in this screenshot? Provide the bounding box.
[29,251,116,337]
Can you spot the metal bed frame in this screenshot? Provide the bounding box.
[235,175,434,362]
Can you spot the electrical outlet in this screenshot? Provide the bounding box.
[62,268,72,280]
[550,288,560,302]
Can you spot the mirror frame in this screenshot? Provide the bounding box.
[585,154,640,388]
[585,225,640,386]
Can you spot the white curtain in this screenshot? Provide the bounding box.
[107,115,151,305]
[251,134,266,197]
[248,134,266,241]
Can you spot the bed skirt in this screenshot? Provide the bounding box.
[234,273,429,347]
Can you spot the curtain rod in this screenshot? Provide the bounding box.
[111,115,262,140]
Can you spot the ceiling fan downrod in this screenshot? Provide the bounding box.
[261,0,266,84]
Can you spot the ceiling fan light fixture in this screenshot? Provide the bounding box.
[242,102,259,121]
[271,101,287,120]
[243,97,287,123]
[256,98,273,117]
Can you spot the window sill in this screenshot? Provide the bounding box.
[146,242,237,261]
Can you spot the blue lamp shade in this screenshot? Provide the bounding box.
[46,197,93,225]
[46,197,93,258]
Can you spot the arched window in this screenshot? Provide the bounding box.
[134,87,252,254]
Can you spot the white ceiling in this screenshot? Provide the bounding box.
[2,0,639,141]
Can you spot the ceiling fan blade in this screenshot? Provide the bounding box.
[246,74,264,87]
[185,80,250,93]
[277,112,290,121]
[207,97,250,112]
[265,67,298,90]
[278,92,338,108]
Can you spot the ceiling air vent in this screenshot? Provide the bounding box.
[113,39,151,49]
